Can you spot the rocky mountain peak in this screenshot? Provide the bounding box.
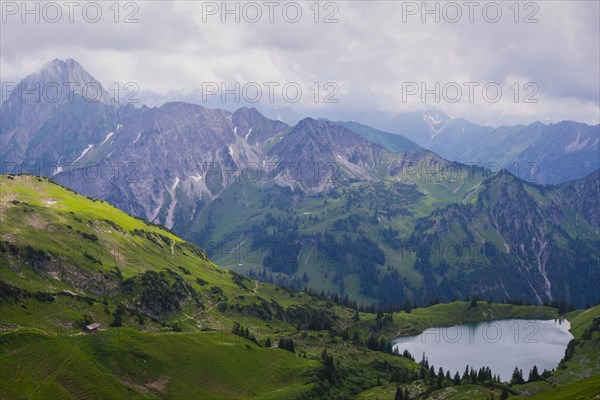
[17,58,115,105]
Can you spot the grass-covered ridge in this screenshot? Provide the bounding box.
[1,174,598,399]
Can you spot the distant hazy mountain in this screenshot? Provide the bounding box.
[2,59,598,308]
[354,108,599,185]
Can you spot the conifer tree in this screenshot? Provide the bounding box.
[510,367,524,385]
[394,386,404,400]
[528,365,540,382]
[453,371,461,385]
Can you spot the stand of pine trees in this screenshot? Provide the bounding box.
[231,322,258,344]
[277,337,295,353]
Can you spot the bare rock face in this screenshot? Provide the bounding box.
[1,58,120,167]
[53,101,290,229]
[268,118,389,192]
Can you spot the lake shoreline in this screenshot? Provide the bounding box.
[391,318,574,382]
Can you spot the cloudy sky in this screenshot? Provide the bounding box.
[1,0,599,125]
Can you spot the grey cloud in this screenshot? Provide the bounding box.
[1,0,598,125]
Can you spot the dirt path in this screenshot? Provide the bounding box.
[205,280,260,313]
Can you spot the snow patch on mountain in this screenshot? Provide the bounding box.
[74,144,94,163]
[421,111,447,139]
[52,156,63,176]
[100,132,114,146]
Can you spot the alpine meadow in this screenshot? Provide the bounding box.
[1,1,599,399]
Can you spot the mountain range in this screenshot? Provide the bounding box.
[348,108,599,185]
[1,59,599,308]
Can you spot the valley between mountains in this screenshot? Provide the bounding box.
[1,59,599,399]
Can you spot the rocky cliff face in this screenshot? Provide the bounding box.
[268,118,392,191]
[52,102,290,229]
[0,58,119,166]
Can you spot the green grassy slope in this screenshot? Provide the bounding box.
[1,174,597,399]
[0,329,315,400]
[528,376,600,400]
